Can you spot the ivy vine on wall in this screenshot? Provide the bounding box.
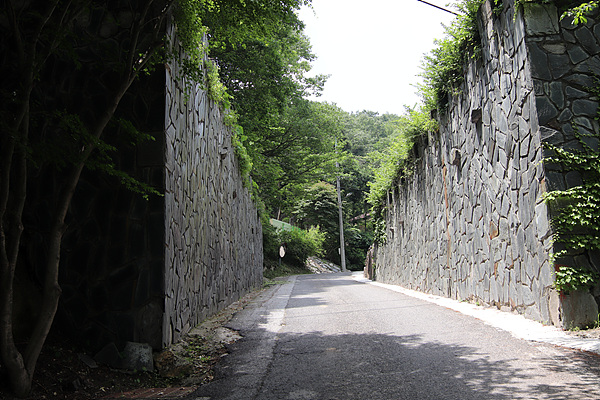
[561,1,599,24]
[544,79,600,294]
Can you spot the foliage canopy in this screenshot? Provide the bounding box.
[366,108,437,210]
[418,0,485,111]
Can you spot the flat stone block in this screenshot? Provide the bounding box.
[549,54,572,79]
[573,99,599,117]
[536,96,559,125]
[524,3,559,35]
[575,26,600,54]
[567,46,590,64]
[558,290,599,329]
[527,43,552,80]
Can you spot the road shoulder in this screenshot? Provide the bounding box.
[352,272,600,355]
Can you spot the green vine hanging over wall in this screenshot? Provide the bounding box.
[553,265,598,294]
[370,0,600,248]
[513,0,599,22]
[171,0,255,196]
[419,0,486,111]
[544,79,600,294]
[540,2,600,294]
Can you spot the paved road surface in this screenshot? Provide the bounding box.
[191,273,600,400]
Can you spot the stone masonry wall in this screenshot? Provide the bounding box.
[45,15,263,351]
[163,31,263,347]
[524,2,600,326]
[374,0,600,326]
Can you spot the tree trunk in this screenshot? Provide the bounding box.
[0,1,170,395]
[0,109,33,398]
[0,2,59,394]
[16,76,134,394]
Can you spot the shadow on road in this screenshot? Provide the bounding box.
[284,272,365,310]
[194,328,600,400]
[191,273,600,400]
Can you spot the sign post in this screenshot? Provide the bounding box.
[279,245,286,267]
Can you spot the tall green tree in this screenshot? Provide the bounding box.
[200,0,311,49]
[208,13,342,218]
[293,182,341,262]
[260,100,347,216]
[341,111,400,220]
[344,111,399,156]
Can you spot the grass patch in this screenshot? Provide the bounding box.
[263,259,311,280]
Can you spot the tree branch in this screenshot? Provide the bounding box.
[127,0,157,79]
[6,0,24,65]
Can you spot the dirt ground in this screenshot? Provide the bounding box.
[565,326,600,339]
[0,287,269,400]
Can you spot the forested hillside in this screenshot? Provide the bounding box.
[200,1,417,270]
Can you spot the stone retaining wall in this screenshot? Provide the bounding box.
[52,15,263,350]
[373,0,600,327]
[162,27,263,347]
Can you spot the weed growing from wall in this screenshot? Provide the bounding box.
[367,0,485,240]
[366,108,436,243]
[372,211,387,245]
[553,265,598,294]
[172,0,254,197]
[418,0,487,111]
[231,126,253,187]
[367,109,436,208]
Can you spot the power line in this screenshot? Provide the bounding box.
[416,0,459,16]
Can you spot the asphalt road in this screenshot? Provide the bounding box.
[191,273,600,400]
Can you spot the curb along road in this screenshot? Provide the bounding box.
[351,272,600,356]
[190,277,296,400]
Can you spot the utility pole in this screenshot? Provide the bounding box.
[335,141,347,272]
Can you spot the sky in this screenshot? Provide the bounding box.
[297,0,458,115]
